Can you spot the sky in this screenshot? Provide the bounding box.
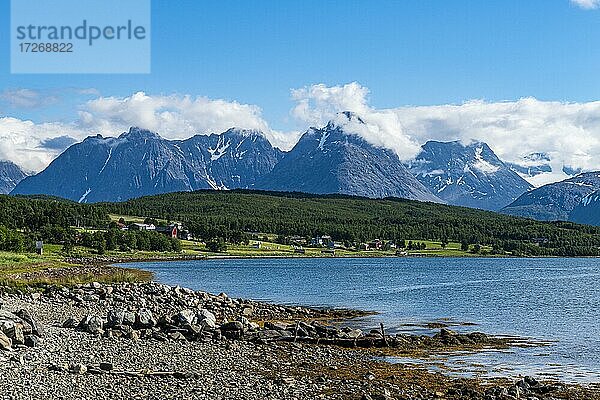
[1,0,600,185]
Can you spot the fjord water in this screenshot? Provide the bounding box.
[121,257,600,383]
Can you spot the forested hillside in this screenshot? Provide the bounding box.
[101,190,600,256]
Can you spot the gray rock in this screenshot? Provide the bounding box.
[107,309,126,327]
[123,311,136,326]
[0,320,24,345]
[24,334,39,348]
[62,317,79,328]
[69,363,87,374]
[197,309,216,329]
[15,309,43,336]
[0,331,12,350]
[99,362,114,371]
[220,321,244,332]
[177,309,196,326]
[135,309,156,328]
[264,322,287,331]
[79,315,104,335]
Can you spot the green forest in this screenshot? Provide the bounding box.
[2,190,600,256]
[0,195,178,253]
[100,190,600,257]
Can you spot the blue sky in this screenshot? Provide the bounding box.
[2,0,600,183]
[2,0,600,127]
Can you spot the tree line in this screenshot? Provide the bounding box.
[100,190,600,257]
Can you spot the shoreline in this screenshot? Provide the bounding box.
[67,252,599,267]
[6,249,599,290]
[1,281,599,399]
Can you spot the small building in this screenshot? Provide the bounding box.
[129,223,156,231]
[321,249,335,255]
[294,247,306,254]
[289,235,307,245]
[251,242,262,249]
[156,224,178,238]
[368,239,383,250]
[310,236,323,246]
[311,235,334,247]
[178,229,193,240]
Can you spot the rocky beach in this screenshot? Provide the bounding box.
[0,281,599,400]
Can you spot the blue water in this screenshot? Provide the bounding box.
[119,257,600,383]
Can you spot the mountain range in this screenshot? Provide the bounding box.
[256,112,441,201]
[501,172,600,222]
[12,127,283,202]
[407,140,532,210]
[7,113,540,211]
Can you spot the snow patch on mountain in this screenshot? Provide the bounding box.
[79,188,92,203]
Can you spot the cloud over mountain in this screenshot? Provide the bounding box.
[0,91,301,171]
[4,83,600,186]
[78,92,298,151]
[290,82,600,186]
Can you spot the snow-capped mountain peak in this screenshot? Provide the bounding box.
[408,140,532,210]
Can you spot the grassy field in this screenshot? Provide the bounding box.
[179,239,492,258]
[108,213,172,225]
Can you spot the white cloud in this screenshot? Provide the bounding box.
[78,92,299,150]
[0,117,84,171]
[0,89,59,109]
[571,0,600,9]
[291,83,371,125]
[5,84,600,188]
[0,91,301,172]
[291,83,423,160]
[289,82,600,186]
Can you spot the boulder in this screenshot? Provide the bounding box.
[99,362,113,371]
[69,363,87,374]
[15,309,43,337]
[196,309,216,329]
[123,311,137,326]
[220,321,244,339]
[107,309,125,327]
[24,335,39,348]
[220,321,244,331]
[256,330,282,340]
[0,331,12,351]
[79,315,104,335]
[241,306,253,317]
[62,317,79,329]
[0,320,25,345]
[177,309,196,326]
[135,309,156,328]
[264,322,287,331]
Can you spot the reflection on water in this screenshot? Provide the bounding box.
[119,257,600,383]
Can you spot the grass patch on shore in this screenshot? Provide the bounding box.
[0,246,152,288]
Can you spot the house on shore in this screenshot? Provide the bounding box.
[311,235,334,247]
[156,224,178,238]
[129,223,156,231]
[129,222,192,240]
